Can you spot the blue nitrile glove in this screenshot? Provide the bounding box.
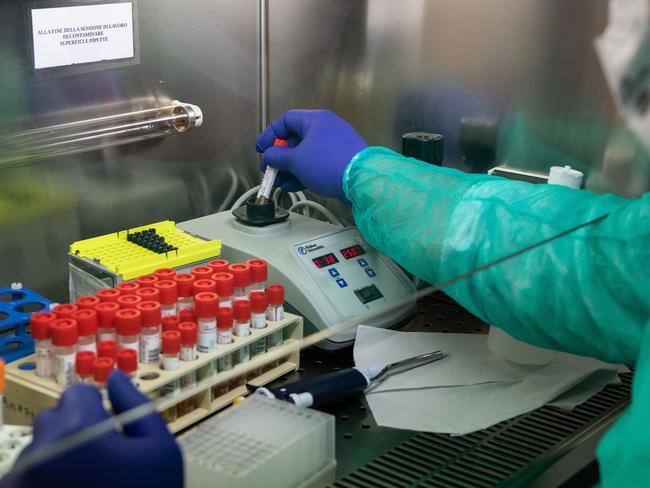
[2,370,182,488]
[256,109,368,204]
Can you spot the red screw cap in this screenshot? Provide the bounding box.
[162,330,181,355]
[250,291,268,314]
[71,309,98,336]
[162,315,181,333]
[115,309,142,336]
[267,284,284,305]
[217,307,233,330]
[273,138,289,147]
[136,287,161,302]
[228,264,251,288]
[50,319,78,347]
[193,279,216,296]
[117,294,142,310]
[207,259,229,274]
[136,275,159,288]
[191,266,214,281]
[174,273,196,298]
[76,351,96,376]
[93,357,115,384]
[76,296,101,310]
[154,280,178,305]
[96,288,121,303]
[53,303,79,319]
[137,301,162,327]
[213,273,234,297]
[194,292,218,318]
[117,349,138,374]
[247,259,268,283]
[30,312,57,340]
[116,281,140,296]
[98,340,118,360]
[94,302,120,328]
[233,300,251,321]
[179,322,197,345]
[179,309,196,323]
[154,268,176,280]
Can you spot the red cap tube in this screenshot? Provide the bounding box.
[217,307,234,330]
[213,273,234,297]
[228,264,250,288]
[162,316,181,333]
[94,302,120,328]
[76,351,96,376]
[115,309,142,336]
[173,273,196,298]
[136,287,161,302]
[250,291,268,314]
[233,300,251,321]
[98,340,118,360]
[93,357,115,384]
[30,312,57,340]
[50,319,78,347]
[116,281,140,296]
[136,275,159,288]
[267,284,284,305]
[117,349,138,374]
[247,259,268,283]
[179,309,196,323]
[137,301,162,327]
[71,309,98,337]
[207,259,229,274]
[117,294,142,310]
[76,296,101,310]
[194,292,218,318]
[53,303,79,319]
[179,322,197,345]
[153,268,176,280]
[162,330,181,355]
[96,288,121,303]
[191,266,214,281]
[154,280,178,305]
[193,279,216,296]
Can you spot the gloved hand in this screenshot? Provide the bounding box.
[2,370,182,488]
[256,109,368,204]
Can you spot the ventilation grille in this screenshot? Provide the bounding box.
[332,373,631,488]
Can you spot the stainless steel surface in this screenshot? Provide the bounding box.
[268,0,650,211]
[269,293,631,486]
[0,0,259,300]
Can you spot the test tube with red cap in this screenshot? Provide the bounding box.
[191,266,214,281]
[53,303,79,319]
[174,273,196,312]
[96,288,121,303]
[136,275,159,289]
[214,272,234,309]
[76,351,96,384]
[179,322,198,362]
[136,286,161,303]
[207,259,229,274]
[233,300,251,364]
[117,294,142,310]
[31,312,56,378]
[95,302,119,342]
[193,279,216,296]
[155,280,178,318]
[266,284,285,321]
[50,318,78,386]
[71,309,98,353]
[98,340,118,361]
[179,308,196,323]
[93,357,115,390]
[195,292,218,353]
[154,268,176,280]
[115,309,141,362]
[217,308,234,371]
[76,295,100,310]
[161,330,181,397]
[256,138,289,203]
[137,301,161,364]
[116,281,140,296]
[162,315,181,333]
[229,264,250,302]
[247,259,268,292]
[117,349,138,381]
[250,292,268,357]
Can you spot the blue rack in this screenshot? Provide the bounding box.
[0,284,53,363]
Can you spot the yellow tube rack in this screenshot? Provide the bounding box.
[69,220,221,281]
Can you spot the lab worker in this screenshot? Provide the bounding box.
[3,0,648,486]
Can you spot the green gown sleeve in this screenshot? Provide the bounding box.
[342,146,650,365]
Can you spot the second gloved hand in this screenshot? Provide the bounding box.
[3,370,182,488]
[256,110,368,204]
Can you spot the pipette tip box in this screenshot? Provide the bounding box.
[180,394,336,488]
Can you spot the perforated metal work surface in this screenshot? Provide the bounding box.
[270,292,632,487]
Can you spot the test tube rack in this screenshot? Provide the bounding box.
[3,314,302,434]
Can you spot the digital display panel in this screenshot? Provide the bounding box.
[312,253,339,268]
[340,244,366,260]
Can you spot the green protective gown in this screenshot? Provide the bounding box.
[343,146,650,486]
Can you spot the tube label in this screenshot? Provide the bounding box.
[217,329,232,345]
[252,312,266,329]
[55,353,75,386]
[139,333,160,363]
[266,305,284,321]
[36,343,53,378]
[198,318,216,353]
[181,344,197,362]
[234,320,250,337]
